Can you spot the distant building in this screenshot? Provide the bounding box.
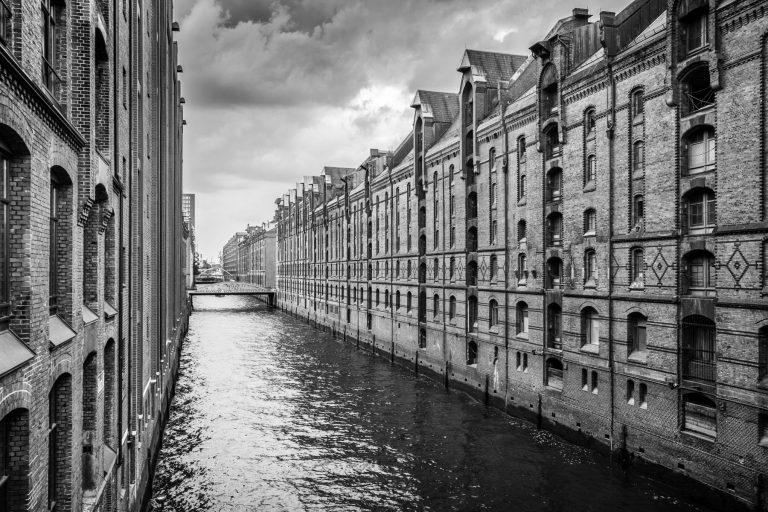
[222,232,247,280]
[272,1,768,509]
[221,225,278,287]
[183,194,196,288]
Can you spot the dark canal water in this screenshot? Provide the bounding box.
[151,295,718,512]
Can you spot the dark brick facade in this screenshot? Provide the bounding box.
[273,1,768,509]
[0,0,188,511]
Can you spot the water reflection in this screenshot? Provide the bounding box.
[152,295,715,512]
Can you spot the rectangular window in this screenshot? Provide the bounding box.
[0,155,8,323]
[759,414,768,447]
[49,180,59,316]
[0,0,10,45]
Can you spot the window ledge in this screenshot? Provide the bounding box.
[629,283,645,291]
[580,344,600,354]
[681,429,716,444]
[582,181,596,193]
[583,231,595,238]
[584,280,597,289]
[516,332,529,340]
[489,326,500,335]
[628,351,648,364]
[517,197,527,207]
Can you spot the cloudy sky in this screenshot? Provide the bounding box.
[175,0,627,260]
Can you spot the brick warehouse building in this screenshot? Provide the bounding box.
[220,224,278,287]
[0,0,187,511]
[273,0,768,508]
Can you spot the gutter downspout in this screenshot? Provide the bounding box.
[605,39,618,459]
[499,83,511,412]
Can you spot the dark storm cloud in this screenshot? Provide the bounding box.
[175,0,631,258]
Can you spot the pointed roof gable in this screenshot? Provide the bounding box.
[457,50,528,85]
[410,90,459,124]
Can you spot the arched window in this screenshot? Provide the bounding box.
[449,295,456,319]
[628,313,647,356]
[584,249,597,286]
[449,257,455,280]
[1,407,29,511]
[405,291,412,312]
[678,1,709,56]
[585,154,596,184]
[682,315,716,383]
[518,220,527,245]
[433,294,440,317]
[585,108,596,134]
[631,90,644,120]
[49,374,71,510]
[518,136,527,159]
[449,164,455,186]
[467,339,478,366]
[684,188,716,230]
[384,289,389,308]
[683,250,715,294]
[489,299,499,328]
[584,209,596,235]
[546,167,562,202]
[639,383,648,409]
[546,257,562,290]
[395,290,400,310]
[582,368,589,390]
[581,307,599,348]
[630,248,644,288]
[681,66,714,116]
[546,212,562,247]
[467,295,478,333]
[375,288,380,306]
[543,125,560,160]
[632,140,644,175]
[683,126,716,174]
[489,255,497,281]
[546,358,564,390]
[547,303,562,349]
[683,393,717,438]
[519,173,527,201]
[95,29,110,152]
[433,258,439,279]
[516,302,529,335]
[626,380,635,405]
[489,147,496,172]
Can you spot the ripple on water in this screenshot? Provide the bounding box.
[152,296,718,512]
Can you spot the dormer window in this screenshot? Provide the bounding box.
[679,3,709,57]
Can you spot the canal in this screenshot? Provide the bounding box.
[151,295,717,512]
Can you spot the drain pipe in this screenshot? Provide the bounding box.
[605,36,618,459]
[500,81,511,413]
